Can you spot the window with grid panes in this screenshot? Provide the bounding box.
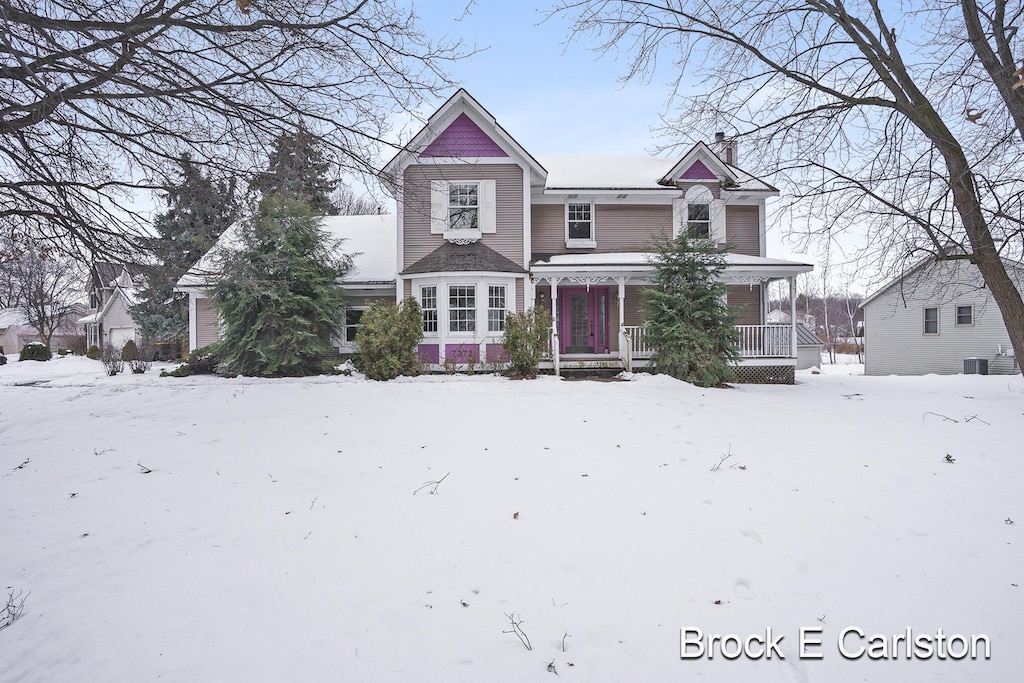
[420,286,437,333]
[449,285,476,332]
[448,183,479,230]
[488,285,506,332]
[567,203,593,240]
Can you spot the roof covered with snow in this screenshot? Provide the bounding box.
[177,214,397,289]
[536,155,777,193]
[531,252,812,269]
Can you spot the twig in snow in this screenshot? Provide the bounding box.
[503,612,532,650]
[923,412,958,423]
[944,454,956,464]
[0,589,28,631]
[562,631,571,652]
[547,660,558,675]
[13,458,29,471]
[137,462,152,474]
[93,447,113,456]
[963,414,990,425]
[309,496,318,510]
[710,446,733,472]
[413,472,449,495]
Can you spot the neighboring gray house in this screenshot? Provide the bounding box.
[860,259,1022,375]
[79,263,145,349]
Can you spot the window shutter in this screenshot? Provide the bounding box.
[671,197,685,237]
[430,180,448,234]
[479,179,497,233]
[711,198,727,244]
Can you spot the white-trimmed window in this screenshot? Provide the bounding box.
[687,202,711,239]
[923,307,939,334]
[344,309,364,343]
[430,180,496,239]
[448,182,479,230]
[488,285,507,332]
[955,305,973,326]
[566,202,595,247]
[421,286,438,333]
[449,284,476,332]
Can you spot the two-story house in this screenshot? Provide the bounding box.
[78,261,146,349]
[180,90,813,382]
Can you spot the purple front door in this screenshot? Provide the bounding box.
[559,287,610,354]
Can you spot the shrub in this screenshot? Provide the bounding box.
[19,343,52,362]
[187,345,219,374]
[67,335,87,356]
[501,307,552,378]
[355,298,424,381]
[86,345,102,360]
[160,364,192,378]
[120,339,140,362]
[101,343,123,376]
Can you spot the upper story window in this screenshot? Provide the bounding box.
[430,179,496,241]
[687,203,711,239]
[421,285,438,334]
[955,305,973,326]
[448,183,479,230]
[565,202,596,248]
[923,307,939,334]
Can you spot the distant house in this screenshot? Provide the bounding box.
[79,263,146,349]
[177,89,815,382]
[0,306,86,354]
[860,258,1022,375]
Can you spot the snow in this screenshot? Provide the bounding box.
[532,252,813,269]
[2,356,1022,681]
[538,155,678,190]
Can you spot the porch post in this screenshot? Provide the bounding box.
[617,277,625,328]
[551,276,560,376]
[789,275,797,358]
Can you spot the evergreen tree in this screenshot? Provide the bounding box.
[131,155,237,350]
[212,195,351,377]
[251,125,339,215]
[642,233,739,387]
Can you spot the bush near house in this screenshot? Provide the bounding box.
[355,298,424,381]
[501,307,552,379]
[19,342,52,362]
[86,345,102,360]
[100,343,123,376]
[159,345,220,378]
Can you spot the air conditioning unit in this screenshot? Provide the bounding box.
[964,357,989,375]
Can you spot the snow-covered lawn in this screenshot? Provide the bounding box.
[2,356,1021,682]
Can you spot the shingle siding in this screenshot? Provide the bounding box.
[863,260,1021,375]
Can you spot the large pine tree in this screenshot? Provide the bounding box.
[642,233,740,387]
[251,125,339,215]
[131,155,237,351]
[212,195,351,377]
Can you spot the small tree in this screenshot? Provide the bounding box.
[642,233,739,387]
[501,307,552,378]
[355,299,424,381]
[212,196,351,377]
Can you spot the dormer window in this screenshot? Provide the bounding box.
[448,183,479,230]
[687,203,711,239]
[565,202,596,248]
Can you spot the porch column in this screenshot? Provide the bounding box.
[789,275,797,358]
[551,276,561,376]
[617,277,625,328]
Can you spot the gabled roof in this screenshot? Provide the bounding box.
[92,261,145,290]
[660,142,737,185]
[859,256,1024,310]
[383,89,546,182]
[402,240,527,276]
[80,282,137,325]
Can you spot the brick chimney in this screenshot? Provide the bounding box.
[712,131,737,166]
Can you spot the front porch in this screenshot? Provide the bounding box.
[530,252,813,383]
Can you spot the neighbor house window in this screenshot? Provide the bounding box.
[488,285,506,333]
[449,285,476,332]
[956,305,973,326]
[448,183,479,230]
[923,307,938,334]
[344,309,364,343]
[421,286,438,333]
[687,203,711,239]
[567,203,594,241]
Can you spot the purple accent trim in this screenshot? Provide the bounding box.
[419,113,509,158]
[679,159,718,180]
[444,343,479,363]
[418,344,440,364]
[486,344,508,364]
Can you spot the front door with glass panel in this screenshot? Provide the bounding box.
[560,287,609,354]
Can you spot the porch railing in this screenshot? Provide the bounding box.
[735,324,792,358]
[622,324,793,361]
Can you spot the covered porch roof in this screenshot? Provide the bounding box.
[529,252,814,284]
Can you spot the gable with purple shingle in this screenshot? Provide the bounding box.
[419,113,509,158]
[678,159,718,181]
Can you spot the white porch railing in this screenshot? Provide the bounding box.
[622,324,794,361]
[735,324,792,358]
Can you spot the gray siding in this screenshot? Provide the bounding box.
[531,204,672,255]
[196,298,220,348]
[863,260,1020,375]
[725,205,759,256]
[403,163,524,270]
